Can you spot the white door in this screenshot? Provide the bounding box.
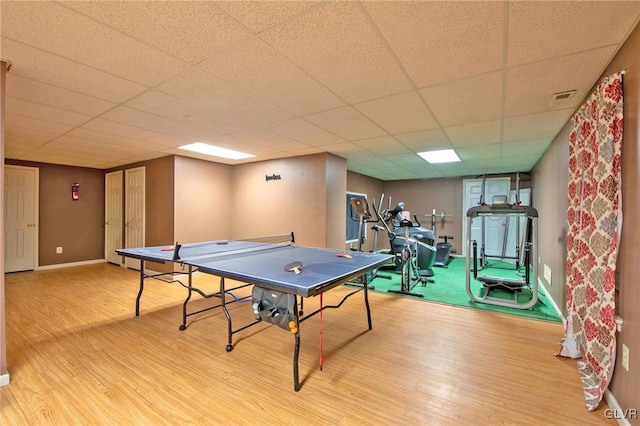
[4,165,38,272]
[125,167,145,270]
[105,171,123,265]
[462,177,510,257]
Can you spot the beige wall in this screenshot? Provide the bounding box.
[231,153,333,248]
[532,21,639,420]
[600,21,640,420]
[324,154,347,249]
[174,156,232,243]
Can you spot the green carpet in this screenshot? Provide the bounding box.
[367,256,562,322]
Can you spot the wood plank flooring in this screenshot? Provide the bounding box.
[1,263,615,425]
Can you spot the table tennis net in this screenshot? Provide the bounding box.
[172,232,294,262]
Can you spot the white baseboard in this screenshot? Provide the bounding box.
[604,389,633,426]
[0,372,10,386]
[37,258,106,271]
[538,277,565,325]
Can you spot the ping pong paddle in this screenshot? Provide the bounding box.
[284,261,303,275]
[161,246,175,251]
[336,253,352,259]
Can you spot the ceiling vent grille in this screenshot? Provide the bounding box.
[549,90,577,107]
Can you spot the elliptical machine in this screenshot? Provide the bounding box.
[374,194,436,298]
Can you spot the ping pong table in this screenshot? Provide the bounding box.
[116,234,392,391]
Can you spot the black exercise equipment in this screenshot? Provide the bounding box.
[374,194,436,298]
[348,196,392,286]
[433,235,454,268]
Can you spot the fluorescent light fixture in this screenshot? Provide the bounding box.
[417,149,460,164]
[179,142,254,160]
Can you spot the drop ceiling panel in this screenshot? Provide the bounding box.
[364,1,504,88]
[420,71,503,127]
[82,119,185,147]
[507,1,640,66]
[354,91,438,135]
[62,1,253,64]
[457,144,502,161]
[4,127,59,150]
[6,74,116,116]
[199,38,345,115]
[1,39,147,103]
[100,106,215,141]
[260,118,345,147]
[66,128,170,152]
[445,120,502,148]
[502,139,552,157]
[319,142,375,160]
[261,2,412,103]
[505,46,618,117]
[230,128,309,152]
[353,136,412,156]
[215,1,318,34]
[1,1,190,86]
[5,113,73,135]
[305,106,387,141]
[386,153,428,167]
[503,109,574,142]
[6,97,92,127]
[395,128,451,151]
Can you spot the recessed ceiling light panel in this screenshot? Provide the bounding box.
[179,142,254,160]
[417,149,460,164]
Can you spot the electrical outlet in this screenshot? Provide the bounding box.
[56,246,63,254]
[544,264,552,285]
[622,344,629,371]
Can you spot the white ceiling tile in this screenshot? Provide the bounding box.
[319,142,375,160]
[66,128,170,153]
[364,1,504,87]
[82,118,185,147]
[457,144,502,161]
[6,97,92,127]
[502,139,552,157]
[395,128,451,151]
[305,106,387,141]
[503,109,574,143]
[508,1,640,66]
[230,128,309,152]
[260,118,345,147]
[6,74,116,116]
[353,136,412,156]
[505,46,619,117]
[421,71,503,127]
[62,1,253,64]
[445,120,502,148]
[4,127,59,150]
[199,38,345,115]
[5,113,73,135]
[215,1,317,34]
[355,91,439,135]
[261,2,412,103]
[1,38,147,103]
[1,1,190,86]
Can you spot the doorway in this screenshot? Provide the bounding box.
[4,165,39,272]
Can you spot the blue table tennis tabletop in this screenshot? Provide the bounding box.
[116,238,393,391]
[118,240,392,298]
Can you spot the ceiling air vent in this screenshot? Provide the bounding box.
[549,90,577,107]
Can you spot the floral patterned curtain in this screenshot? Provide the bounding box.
[559,72,624,411]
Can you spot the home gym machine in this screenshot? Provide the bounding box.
[465,199,539,310]
[374,194,436,298]
[475,172,529,271]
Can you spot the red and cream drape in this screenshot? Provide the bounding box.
[559,72,624,411]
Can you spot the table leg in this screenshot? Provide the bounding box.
[220,277,234,352]
[135,259,145,316]
[363,275,372,330]
[179,265,193,331]
[293,296,301,391]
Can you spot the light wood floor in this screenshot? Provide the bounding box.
[2,263,615,425]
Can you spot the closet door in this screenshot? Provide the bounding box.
[105,170,123,265]
[4,165,38,272]
[125,167,145,270]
